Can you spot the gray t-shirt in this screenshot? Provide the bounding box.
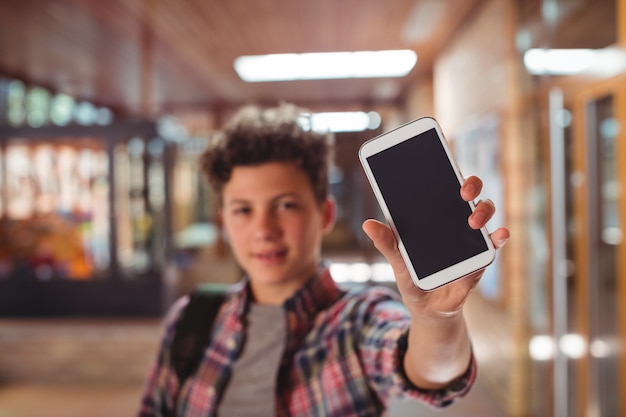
[218,303,286,416]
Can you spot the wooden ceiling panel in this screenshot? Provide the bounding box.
[517,0,616,49]
[0,0,486,117]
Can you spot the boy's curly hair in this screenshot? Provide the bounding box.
[201,103,334,203]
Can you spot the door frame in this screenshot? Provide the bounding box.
[567,73,626,417]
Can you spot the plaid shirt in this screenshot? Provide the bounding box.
[138,264,476,416]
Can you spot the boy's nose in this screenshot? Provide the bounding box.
[254,211,280,239]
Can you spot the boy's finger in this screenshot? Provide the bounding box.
[460,176,483,201]
[468,199,495,229]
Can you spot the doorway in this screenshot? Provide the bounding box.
[551,78,626,417]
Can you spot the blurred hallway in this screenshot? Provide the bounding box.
[1,0,626,415]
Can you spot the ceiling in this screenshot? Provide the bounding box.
[0,0,486,118]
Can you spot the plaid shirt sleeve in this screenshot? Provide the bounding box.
[355,287,476,409]
[137,296,189,417]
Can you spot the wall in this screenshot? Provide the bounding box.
[427,0,537,416]
[434,0,513,137]
[405,74,435,119]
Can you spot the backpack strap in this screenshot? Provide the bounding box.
[171,283,229,383]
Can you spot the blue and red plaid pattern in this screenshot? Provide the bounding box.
[138,263,476,416]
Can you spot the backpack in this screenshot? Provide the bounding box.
[171,284,229,383]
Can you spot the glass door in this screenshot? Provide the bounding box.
[557,79,626,417]
[549,78,625,417]
[582,93,620,417]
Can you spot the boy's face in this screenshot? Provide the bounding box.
[220,162,335,303]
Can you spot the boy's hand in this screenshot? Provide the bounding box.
[362,175,510,317]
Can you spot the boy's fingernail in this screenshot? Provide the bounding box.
[471,212,486,225]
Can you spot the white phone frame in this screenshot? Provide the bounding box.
[359,116,495,291]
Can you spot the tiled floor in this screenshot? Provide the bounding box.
[0,378,506,417]
[0,383,145,417]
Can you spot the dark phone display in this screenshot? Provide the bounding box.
[366,127,488,279]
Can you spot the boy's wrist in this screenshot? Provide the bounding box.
[406,303,465,331]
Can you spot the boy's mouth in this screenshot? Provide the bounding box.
[255,249,288,263]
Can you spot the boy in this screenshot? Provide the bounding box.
[138,103,510,416]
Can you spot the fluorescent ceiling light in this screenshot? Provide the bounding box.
[523,48,595,75]
[298,111,381,133]
[523,47,626,76]
[234,50,417,82]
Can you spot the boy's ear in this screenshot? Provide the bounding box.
[322,196,337,234]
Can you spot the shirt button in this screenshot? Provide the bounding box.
[226,338,236,349]
[208,386,216,396]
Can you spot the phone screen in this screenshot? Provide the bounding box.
[366,127,488,279]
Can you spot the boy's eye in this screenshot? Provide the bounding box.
[232,206,251,215]
[278,201,299,210]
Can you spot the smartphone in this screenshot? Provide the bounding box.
[359,116,495,291]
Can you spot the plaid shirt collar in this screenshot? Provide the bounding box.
[230,261,344,321]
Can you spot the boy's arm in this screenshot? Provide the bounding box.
[362,175,509,389]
